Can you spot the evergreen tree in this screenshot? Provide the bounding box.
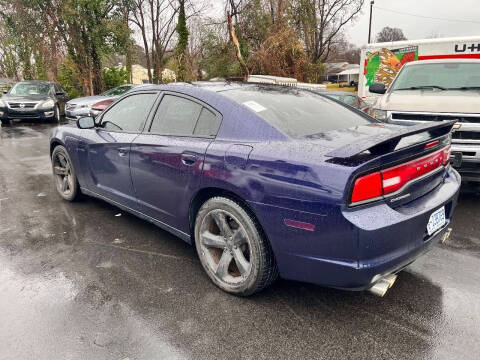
[175,0,189,82]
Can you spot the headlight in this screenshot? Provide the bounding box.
[40,99,55,109]
[372,109,387,121]
[0,99,5,107]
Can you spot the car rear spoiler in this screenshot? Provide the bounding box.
[325,121,456,159]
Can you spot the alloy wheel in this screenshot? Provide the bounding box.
[53,152,74,197]
[198,209,252,284]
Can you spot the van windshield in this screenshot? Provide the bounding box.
[392,63,480,91]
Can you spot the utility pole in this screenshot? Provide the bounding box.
[368,1,374,43]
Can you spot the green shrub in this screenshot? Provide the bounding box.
[102,66,128,89]
[57,56,83,99]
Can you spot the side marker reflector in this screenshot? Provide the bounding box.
[284,219,315,232]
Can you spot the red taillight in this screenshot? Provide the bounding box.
[351,172,383,203]
[350,145,450,205]
[442,145,451,166]
[424,140,439,149]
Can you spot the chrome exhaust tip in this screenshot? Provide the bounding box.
[369,274,398,297]
[382,274,397,289]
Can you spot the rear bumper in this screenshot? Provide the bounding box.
[250,167,461,290]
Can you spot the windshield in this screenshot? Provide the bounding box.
[10,83,51,95]
[391,63,480,91]
[221,87,376,138]
[101,85,133,96]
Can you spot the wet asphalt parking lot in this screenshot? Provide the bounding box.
[0,122,479,360]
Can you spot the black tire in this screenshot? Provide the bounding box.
[194,196,278,296]
[51,145,81,201]
[0,119,12,126]
[52,104,60,123]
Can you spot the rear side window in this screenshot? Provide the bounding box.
[194,108,221,137]
[221,87,376,138]
[150,94,220,137]
[101,93,157,132]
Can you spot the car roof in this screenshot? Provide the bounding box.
[15,80,55,84]
[404,58,480,66]
[127,81,328,95]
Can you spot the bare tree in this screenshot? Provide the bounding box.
[376,26,407,43]
[292,0,365,63]
[130,0,207,83]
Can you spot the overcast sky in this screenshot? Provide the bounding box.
[346,0,480,46]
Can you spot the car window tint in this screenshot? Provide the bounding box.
[101,93,156,132]
[150,95,202,136]
[222,87,376,138]
[193,108,221,137]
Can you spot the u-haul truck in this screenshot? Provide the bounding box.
[358,35,480,103]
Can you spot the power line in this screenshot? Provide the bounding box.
[374,5,480,25]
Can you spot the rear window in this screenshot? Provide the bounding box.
[221,87,375,138]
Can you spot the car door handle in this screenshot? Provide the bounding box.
[181,153,197,166]
[118,148,129,157]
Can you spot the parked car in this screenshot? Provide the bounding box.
[319,91,370,113]
[90,98,115,118]
[0,80,68,125]
[50,83,460,296]
[65,84,139,121]
[369,59,480,182]
[89,83,160,117]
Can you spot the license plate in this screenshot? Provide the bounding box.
[427,206,446,236]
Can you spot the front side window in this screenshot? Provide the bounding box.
[150,95,202,136]
[101,93,157,132]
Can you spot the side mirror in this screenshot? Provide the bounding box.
[2,90,7,94]
[369,82,386,94]
[77,116,95,129]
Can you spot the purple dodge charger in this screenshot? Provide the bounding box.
[49,83,460,296]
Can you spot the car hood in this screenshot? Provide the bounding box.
[67,95,109,106]
[378,90,480,113]
[2,94,52,102]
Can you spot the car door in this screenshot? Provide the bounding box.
[81,91,159,210]
[130,92,222,232]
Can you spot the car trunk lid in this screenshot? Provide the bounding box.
[317,121,455,208]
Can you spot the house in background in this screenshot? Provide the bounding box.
[131,64,150,84]
[322,62,360,84]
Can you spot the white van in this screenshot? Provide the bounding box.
[358,36,480,103]
[369,59,480,182]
